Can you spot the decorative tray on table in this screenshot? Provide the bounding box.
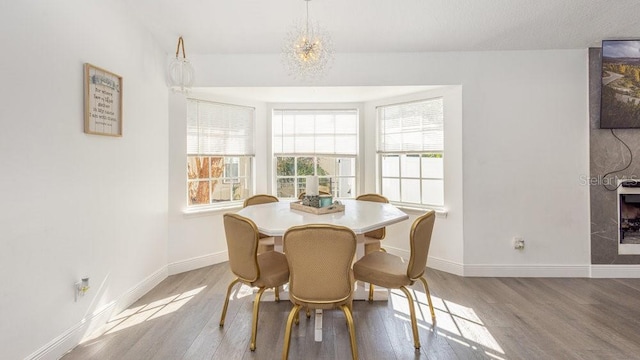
[289,201,345,215]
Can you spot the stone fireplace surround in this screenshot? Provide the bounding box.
[589,48,640,264]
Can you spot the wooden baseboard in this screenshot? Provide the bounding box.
[463,264,590,277]
[590,264,640,278]
[383,246,465,276]
[167,251,228,275]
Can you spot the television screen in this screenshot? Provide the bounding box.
[600,40,640,128]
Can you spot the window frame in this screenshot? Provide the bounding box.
[270,106,362,199]
[376,97,445,209]
[186,99,256,210]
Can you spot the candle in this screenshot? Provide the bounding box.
[306,176,319,196]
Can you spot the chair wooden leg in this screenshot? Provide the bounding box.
[295,310,300,325]
[250,287,267,351]
[282,305,302,360]
[399,286,421,349]
[275,286,280,302]
[219,278,240,327]
[418,276,436,322]
[340,304,359,360]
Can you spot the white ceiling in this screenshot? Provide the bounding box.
[124,0,640,103]
[123,0,639,55]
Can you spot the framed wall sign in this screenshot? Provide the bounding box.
[84,63,122,136]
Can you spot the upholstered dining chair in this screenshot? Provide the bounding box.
[243,194,279,253]
[243,194,279,207]
[355,193,389,302]
[297,190,331,199]
[353,210,436,350]
[355,193,389,254]
[281,224,358,360]
[219,213,290,351]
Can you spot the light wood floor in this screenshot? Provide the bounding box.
[63,263,640,360]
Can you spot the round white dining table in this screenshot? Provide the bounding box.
[236,198,408,254]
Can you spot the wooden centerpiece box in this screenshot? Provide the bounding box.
[289,201,345,215]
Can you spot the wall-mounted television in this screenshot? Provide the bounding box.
[600,39,640,129]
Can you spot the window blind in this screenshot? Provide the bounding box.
[272,109,358,155]
[377,98,443,153]
[187,99,255,156]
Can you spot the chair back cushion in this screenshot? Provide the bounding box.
[356,194,389,239]
[243,194,279,208]
[407,211,436,280]
[223,213,259,282]
[284,225,356,304]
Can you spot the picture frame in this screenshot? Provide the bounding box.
[600,39,640,128]
[84,63,123,136]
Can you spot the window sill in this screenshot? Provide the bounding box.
[394,204,448,218]
[182,203,243,217]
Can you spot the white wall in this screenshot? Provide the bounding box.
[0,1,169,359]
[460,51,590,275]
[169,49,590,276]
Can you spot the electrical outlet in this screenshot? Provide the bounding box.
[74,277,90,302]
[513,237,525,250]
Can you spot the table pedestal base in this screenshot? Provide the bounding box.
[263,233,389,342]
[314,309,323,341]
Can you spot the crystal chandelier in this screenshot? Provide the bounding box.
[282,0,333,81]
[168,36,195,92]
